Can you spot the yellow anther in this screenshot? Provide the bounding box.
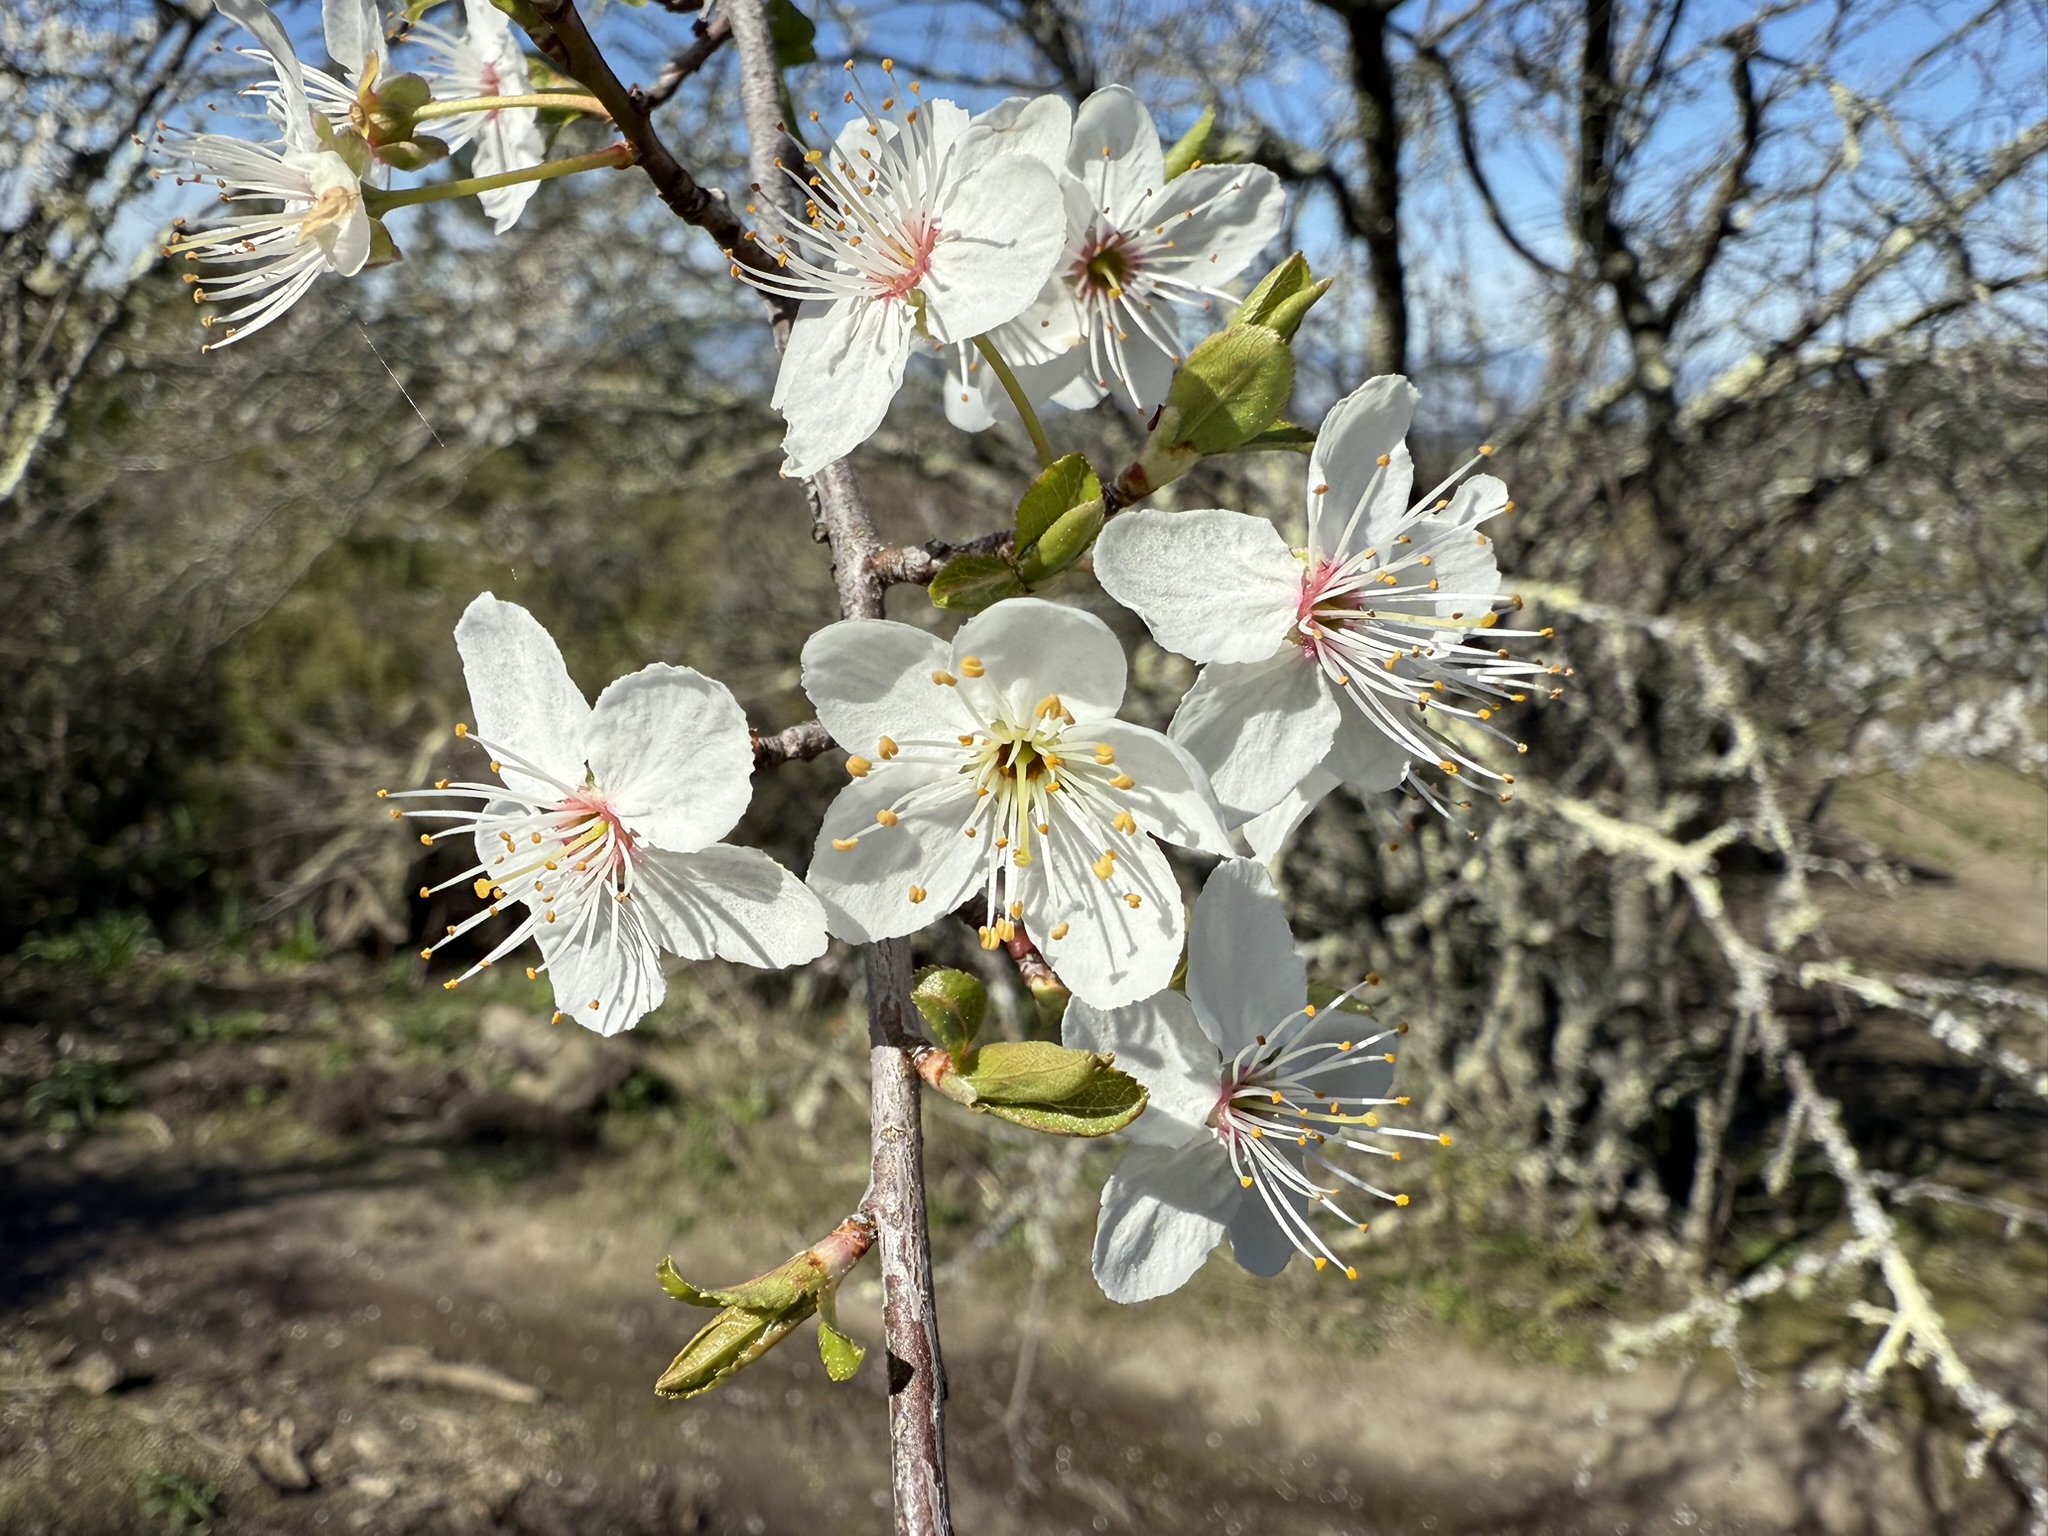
[1439,760,1458,774]
[978,926,998,949]
[1240,1175,1253,1188]
[419,947,432,960]
[1478,443,1494,456]
[454,722,468,737]
[444,979,458,991]
[846,755,873,777]
[932,670,957,686]
[589,1000,600,1011]
[1009,901,1023,919]
[832,836,859,851]
[1033,693,1063,719]
[1050,921,1069,940]
[418,886,430,899]
[1012,850,1032,866]
[389,808,403,821]
[1124,893,1142,909]
[1093,744,1116,765]
[525,966,539,981]
[1344,1266,1358,1281]
[473,878,495,900]
[959,655,985,678]
[1110,773,1135,790]
[1439,1133,1454,1146]
[1093,854,1115,879]
[876,809,899,827]
[1313,1257,1328,1272]
[1394,1193,1411,1207]
[1113,811,1137,835]
[375,788,389,799]
[1376,453,1391,466]
[489,760,502,773]
[419,833,434,846]
[908,885,927,903]
[1304,1004,1317,1016]
[878,735,899,758]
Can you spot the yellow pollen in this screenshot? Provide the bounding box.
[1376,453,1390,466]
[832,837,859,851]
[1113,811,1137,835]
[932,670,957,686]
[1033,693,1063,719]
[525,967,538,980]
[1313,1257,1328,1272]
[473,878,495,900]
[1240,1176,1253,1188]
[1304,1004,1318,1016]
[1050,921,1069,940]
[908,885,927,903]
[1124,893,1142,909]
[419,833,434,846]
[1093,744,1115,765]
[959,734,975,746]
[1478,443,1494,456]
[878,736,899,758]
[1395,1193,1411,1207]
[454,723,468,737]
[1439,1133,1454,1146]
[418,947,432,960]
[959,655,986,678]
[846,755,873,777]
[418,886,430,899]
[1092,854,1115,879]
[1110,773,1135,790]
[978,926,998,950]
[376,788,389,798]
[876,809,899,827]
[1344,1266,1358,1281]
[1012,850,1032,866]
[444,979,458,991]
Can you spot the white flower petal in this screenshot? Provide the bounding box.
[220,0,314,150]
[1226,1189,1300,1277]
[1031,815,1182,1008]
[771,297,915,479]
[1091,1138,1237,1303]
[1168,650,1339,824]
[1325,694,1410,793]
[922,150,1068,343]
[1185,859,1307,1057]
[1105,324,1179,415]
[321,0,386,81]
[1093,508,1302,665]
[1062,991,1219,1147]
[972,94,1073,171]
[1306,376,1418,557]
[453,592,594,801]
[951,598,1126,726]
[1139,161,1286,284]
[1084,720,1233,857]
[633,845,829,969]
[586,665,754,853]
[1241,767,1338,862]
[805,768,982,943]
[1067,86,1166,226]
[533,892,666,1037]
[801,619,965,757]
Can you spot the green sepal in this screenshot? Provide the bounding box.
[313,114,375,181]
[1162,103,1216,181]
[1227,252,1331,342]
[929,553,1027,612]
[365,218,402,269]
[372,136,450,172]
[958,1040,1108,1106]
[377,73,434,114]
[768,0,819,66]
[911,967,986,1059]
[978,1064,1148,1137]
[656,1256,749,1310]
[412,0,456,19]
[1013,454,1105,586]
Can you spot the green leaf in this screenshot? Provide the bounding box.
[1239,422,1318,452]
[656,1305,805,1400]
[657,1256,745,1309]
[1154,326,1296,460]
[817,1317,865,1382]
[959,1040,1106,1106]
[1014,453,1100,554]
[911,967,986,1059]
[768,0,818,66]
[979,1065,1149,1137]
[929,553,1027,612]
[1162,103,1216,181]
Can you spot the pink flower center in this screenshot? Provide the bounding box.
[1072,228,1141,299]
[556,787,636,880]
[873,217,940,302]
[1294,559,1361,654]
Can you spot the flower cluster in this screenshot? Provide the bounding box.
[157,22,1559,1307]
[157,0,575,348]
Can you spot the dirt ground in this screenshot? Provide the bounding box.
[1,1103,2037,1536]
[2,760,2042,1536]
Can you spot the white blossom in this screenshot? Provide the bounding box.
[1066,859,1438,1303]
[159,0,373,350]
[801,598,1231,1009]
[947,86,1286,432]
[732,63,1067,478]
[386,594,828,1036]
[410,0,545,233]
[1093,375,1559,847]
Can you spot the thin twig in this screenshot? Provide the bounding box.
[752,718,834,769]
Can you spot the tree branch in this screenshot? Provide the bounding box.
[721,3,952,1529]
[751,718,833,769]
[636,14,733,112]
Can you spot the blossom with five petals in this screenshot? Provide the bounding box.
[410,0,546,233]
[731,62,1067,478]
[159,0,374,350]
[1093,375,1556,851]
[947,85,1287,432]
[1066,859,1436,1303]
[386,594,828,1036]
[801,598,1230,1009]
